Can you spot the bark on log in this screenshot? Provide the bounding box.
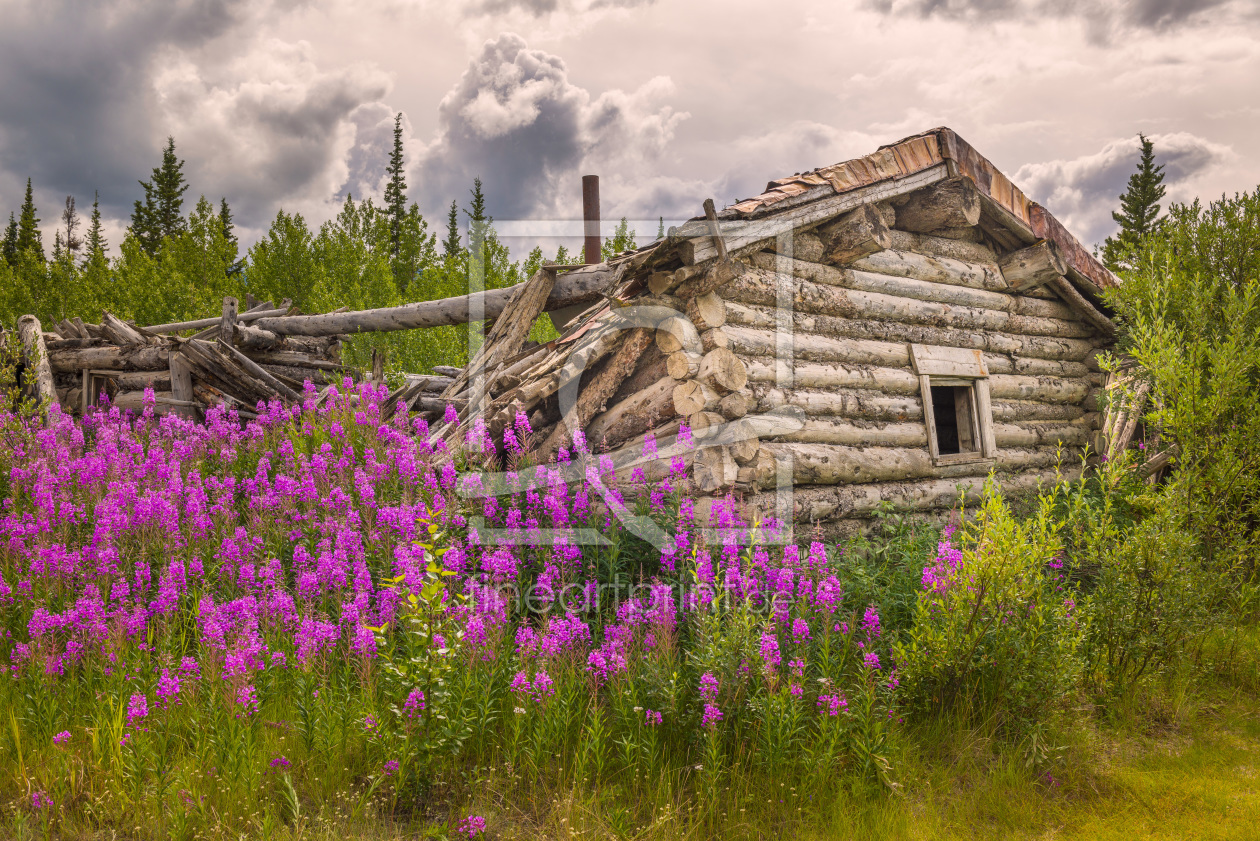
[998,240,1068,291]
[145,306,291,334]
[716,391,750,419]
[725,267,1094,339]
[741,466,1075,523]
[750,254,1078,322]
[846,246,1005,291]
[885,229,999,267]
[218,339,302,402]
[722,300,1100,362]
[1047,274,1117,339]
[694,446,738,493]
[48,345,172,373]
[614,347,668,399]
[540,327,653,459]
[817,204,891,264]
[17,315,55,408]
[700,329,731,353]
[750,385,924,421]
[101,313,148,346]
[252,267,617,336]
[169,353,196,420]
[674,258,744,298]
[990,400,1089,422]
[894,176,981,233]
[743,359,921,395]
[586,376,677,450]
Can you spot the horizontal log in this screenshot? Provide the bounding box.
[725,267,1094,339]
[755,442,1072,487]
[723,300,1100,362]
[993,421,1094,449]
[999,239,1068,292]
[740,466,1077,523]
[743,359,922,394]
[894,176,981,233]
[253,267,617,337]
[749,385,924,421]
[885,229,998,266]
[49,345,170,373]
[848,246,1006,292]
[751,253,1079,321]
[988,373,1090,404]
[817,203,891,264]
[990,400,1090,422]
[145,306,290,334]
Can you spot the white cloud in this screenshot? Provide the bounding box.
[1014,132,1235,246]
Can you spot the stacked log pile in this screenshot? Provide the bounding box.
[15,298,368,420]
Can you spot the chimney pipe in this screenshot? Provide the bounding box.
[582,174,600,264]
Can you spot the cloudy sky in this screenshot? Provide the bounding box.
[1,0,1257,259]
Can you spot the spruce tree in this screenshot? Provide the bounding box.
[219,198,237,251]
[2,212,16,267]
[1102,133,1166,271]
[656,216,665,240]
[83,191,108,265]
[16,178,44,263]
[131,136,189,256]
[62,195,82,259]
[442,200,461,259]
[383,113,408,260]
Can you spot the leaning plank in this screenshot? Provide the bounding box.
[253,267,616,337]
[586,375,677,449]
[539,327,654,458]
[1047,274,1117,338]
[217,339,302,402]
[17,315,55,408]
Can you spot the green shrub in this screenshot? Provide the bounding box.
[893,485,1085,733]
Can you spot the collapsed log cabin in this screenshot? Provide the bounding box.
[13,127,1120,531]
[422,127,1120,531]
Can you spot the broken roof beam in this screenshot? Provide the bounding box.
[250,266,617,338]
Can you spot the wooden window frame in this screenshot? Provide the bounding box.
[909,344,998,467]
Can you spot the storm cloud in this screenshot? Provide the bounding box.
[866,0,1237,36]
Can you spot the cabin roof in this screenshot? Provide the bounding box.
[703,127,1117,301]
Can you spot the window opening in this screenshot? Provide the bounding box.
[930,384,979,456]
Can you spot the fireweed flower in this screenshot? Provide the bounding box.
[53,730,70,745]
[817,693,847,716]
[645,709,663,726]
[700,672,719,701]
[701,703,724,727]
[404,688,425,717]
[270,756,291,769]
[383,759,399,775]
[457,815,487,837]
[861,606,882,639]
[126,693,149,726]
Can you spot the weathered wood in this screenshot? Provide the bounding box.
[743,359,921,394]
[586,375,677,449]
[884,229,998,266]
[656,316,702,355]
[973,377,998,457]
[672,380,720,416]
[647,271,677,295]
[695,348,747,393]
[253,267,616,336]
[909,343,988,378]
[220,298,240,346]
[540,327,653,458]
[817,203,891,264]
[1047,274,1117,338]
[848,245,1005,291]
[100,313,148,347]
[675,162,950,265]
[168,353,196,419]
[686,292,726,332]
[667,350,702,379]
[750,385,924,421]
[614,347,668,398]
[17,315,55,408]
[693,445,738,493]
[674,258,744,298]
[895,176,981,233]
[755,442,1069,488]
[724,267,1095,339]
[716,390,750,419]
[145,306,291,334]
[723,299,1100,362]
[700,329,731,353]
[776,419,928,447]
[998,239,1068,291]
[217,339,302,402]
[247,350,347,371]
[742,466,1075,522]
[750,254,1077,321]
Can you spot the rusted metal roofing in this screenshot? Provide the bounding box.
[729,127,1117,294]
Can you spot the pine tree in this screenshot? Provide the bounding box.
[442,200,461,259]
[657,216,665,240]
[62,195,83,259]
[83,191,108,265]
[131,136,189,256]
[219,198,237,251]
[1102,133,1166,272]
[383,113,408,260]
[2,213,16,267]
[464,177,489,226]
[16,178,44,263]
[464,178,489,289]
[602,216,636,260]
